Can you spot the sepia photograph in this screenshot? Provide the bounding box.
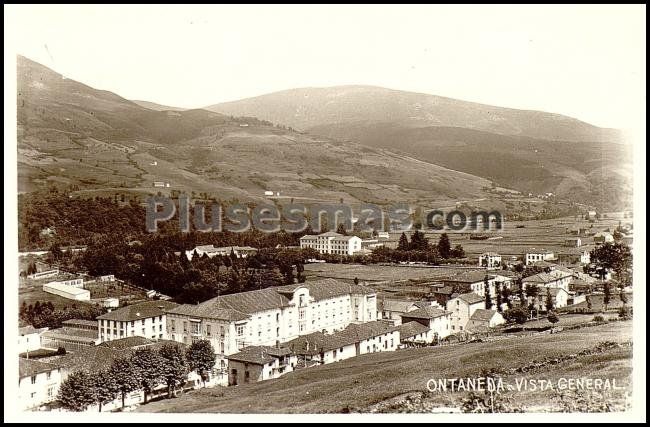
[4,4,646,423]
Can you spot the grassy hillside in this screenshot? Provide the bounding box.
[310,123,633,209]
[16,56,492,205]
[207,86,631,210]
[137,320,631,413]
[206,85,623,143]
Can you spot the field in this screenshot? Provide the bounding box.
[382,213,631,260]
[137,321,632,413]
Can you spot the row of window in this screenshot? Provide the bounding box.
[100,316,163,328]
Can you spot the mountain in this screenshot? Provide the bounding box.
[206,85,623,143]
[206,86,632,209]
[132,100,188,111]
[16,56,493,207]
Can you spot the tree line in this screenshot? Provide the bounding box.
[58,340,216,412]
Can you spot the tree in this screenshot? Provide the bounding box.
[586,294,593,311]
[450,244,465,259]
[516,279,526,307]
[410,229,429,251]
[336,222,348,236]
[547,311,560,326]
[93,369,118,412]
[484,277,493,310]
[495,282,503,312]
[58,370,96,412]
[131,348,165,403]
[590,242,633,287]
[501,286,513,310]
[544,289,555,312]
[619,289,628,306]
[437,233,451,259]
[397,233,410,251]
[504,306,529,325]
[110,357,141,409]
[603,282,612,311]
[186,340,217,387]
[353,277,359,285]
[159,343,188,398]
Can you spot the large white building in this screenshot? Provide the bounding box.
[525,250,556,265]
[165,279,377,370]
[299,232,362,255]
[42,282,90,301]
[96,301,178,343]
[18,325,46,354]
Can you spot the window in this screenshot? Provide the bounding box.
[46,372,51,380]
[206,325,211,336]
[171,320,176,331]
[183,322,188,333]
[276,313,280,323]
[237,325,244,336]
[31,375,37,384]
[333,349,337,358]
[142,319,145,325]
[131,321,135,327]
[47,387,55,398]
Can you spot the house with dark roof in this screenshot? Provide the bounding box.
[396,321,432,345]
[226,346,296,385]
[400,306,452,340]
[466,309,505,332]
[445,292,486,333]
[97,300,178,343]
[441,270,514,303]
[18,358,61,411]
[164,279,377,371]
[377,298,421,325]
[284,320,400,367]
[40,318,101,352]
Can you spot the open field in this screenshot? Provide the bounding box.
[379,213,631,260]
[137,321,632,413]
[304,263,477,283]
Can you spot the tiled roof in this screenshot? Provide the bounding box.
[98,336,154,350]
[97,300,178,322]
[19,325,45,336]
[226,346,291,365]
[378,299,418,313]
[470,309,499,322]
[42,327,98,342]
[19,358,58,378]
[61,319,98,328]
[457,292,485,305]
[396,321,430,339]
[401,306,450,320]
[338,321,397,343]
[49,340,185,373]
[431,285,455,295]
[523,273,559,284]
[167,279,374,321]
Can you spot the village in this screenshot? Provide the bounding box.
[17,210,634,413]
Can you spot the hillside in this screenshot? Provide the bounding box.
[206,86,632,209]
[137,321,631,413]
[206,85,622,143]
[132,100,188,112]
[16,56,492,206]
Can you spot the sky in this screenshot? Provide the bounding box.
[4,4,646,130]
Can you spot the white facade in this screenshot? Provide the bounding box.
[27,269,59,280]
[446,294,485,333]
[478,253,502,269]
[42,282,90,301]
[525,251,556,265]
[18,327,44,354]
[18,360,61,411]
[98,315,167,342]
[185,245,258,260]
[299,232,362,255]
[166,281,377,369]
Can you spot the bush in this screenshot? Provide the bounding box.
[56,346,67,355]
[593,315,605,322]
[618,306,631,319]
